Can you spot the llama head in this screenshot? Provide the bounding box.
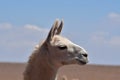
[45,19,88,67]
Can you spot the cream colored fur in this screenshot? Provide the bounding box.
[24,19,88,80]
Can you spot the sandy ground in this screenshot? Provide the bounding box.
[0,63,120,80]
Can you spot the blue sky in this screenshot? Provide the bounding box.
[0,0,120,65]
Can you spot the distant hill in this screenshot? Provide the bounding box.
[0,63,120,80]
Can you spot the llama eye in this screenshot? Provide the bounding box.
[58,45,67,50]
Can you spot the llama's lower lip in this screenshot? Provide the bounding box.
[76,58,88,65]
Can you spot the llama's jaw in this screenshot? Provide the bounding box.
[75,57,88,65]
[60,54,88,65]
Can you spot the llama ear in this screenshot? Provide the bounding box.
[56,20,64,35]
[46,19,59,42]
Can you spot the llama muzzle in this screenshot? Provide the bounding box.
[75,53,88,65]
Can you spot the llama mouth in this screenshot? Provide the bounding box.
[75,58,88,65]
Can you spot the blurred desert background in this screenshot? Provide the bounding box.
[0,63,120,80]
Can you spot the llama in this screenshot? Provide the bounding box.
[24,19,88,80]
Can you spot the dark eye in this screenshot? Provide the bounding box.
[58,45,67,50]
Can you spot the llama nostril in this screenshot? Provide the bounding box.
[82,53,88,57]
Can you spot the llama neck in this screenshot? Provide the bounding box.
[25,50,59,80]
[35,55,58,80]
[33,57,57,80]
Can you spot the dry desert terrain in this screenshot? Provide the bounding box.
[0,63,120,80]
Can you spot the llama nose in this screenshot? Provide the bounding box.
[77,53,88,59]
[82,53,88,57]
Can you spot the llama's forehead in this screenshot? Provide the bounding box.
[51,35,72,45]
